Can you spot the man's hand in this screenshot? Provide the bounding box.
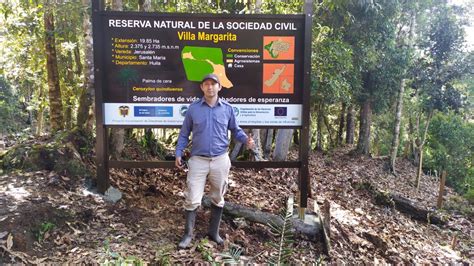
[175,157,183,169]
[246,136,255,150]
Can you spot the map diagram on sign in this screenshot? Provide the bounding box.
[181,46,233,88]
[263,36,295,60]
[263,64,294,94]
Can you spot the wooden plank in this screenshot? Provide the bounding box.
[314,199,331,255]
[437,170,447,209]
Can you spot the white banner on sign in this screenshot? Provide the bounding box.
[104,103,302,126]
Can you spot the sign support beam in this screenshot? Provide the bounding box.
[298,0,314,217]
[93,0,109,193]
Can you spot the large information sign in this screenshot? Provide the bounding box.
[97,12,305,126]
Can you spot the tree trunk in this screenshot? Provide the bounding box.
[250,129,263,161]
[138,0,151,11]
[202,196,320,240]
[310,129,317,150]
[345,104,354,144]
[337,102,346,146]
[44,6,64,132]
[273,129,294,161]
[316,105,323,151]
[112,0,123,10]
[415,110,434,190]
[360,182,446,225]
[65,50,75,130]
[323,112,335,148]
[74,45,82,76]
[389,79,405,173]
[372,129,380,156]
[77,0,94,132]
[403,141,410,159]
[356,99,372,155]
[293,129,299,145]
[160,128,167,141]
[230,142,243,161]
[109,128,125,160]
[254,0,263,13]
[263,128,274,159]
[36,86,45,136]
[109,0,125,159]
[437,171,447,209]
[24,93,33,126]
[64,101,73,129]
[415,145,424,189]
[408,116,419,164]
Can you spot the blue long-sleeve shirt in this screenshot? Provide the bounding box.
[175,97,248,158]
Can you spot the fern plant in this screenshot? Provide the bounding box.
[218,244,244,264]
[268,196,295,265]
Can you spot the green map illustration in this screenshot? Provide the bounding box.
[264,40,291,58]
[181,46,233,88]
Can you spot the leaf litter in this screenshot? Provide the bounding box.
[0,146,472,263]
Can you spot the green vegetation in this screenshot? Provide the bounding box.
[219,244,244,264]
[425,113,474,195]
[35,222,55,243]
[0,76,29,134]
[101,239,145,266]
[267,197,295,265]
[196,238,214,262]
[154,244,174,265]
[0,1,472,263]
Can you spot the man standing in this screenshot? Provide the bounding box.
[175,73,254,249]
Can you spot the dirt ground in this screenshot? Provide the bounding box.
[0,147,472,264]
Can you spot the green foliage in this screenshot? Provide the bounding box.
[371,111,395,156]
[218,244,243,264]
[0,76,28,134]
[316,254,327,265]
[154,244,174,265]
[343,0,406,112]
[2,130,91,176]
[196,238,214,262]
[311,27,353,104]
[35,222,55,243]
[261,0,302,14]
[465,189,474,205]
[139,129,166,159]
[411,2,471,114]
[1,1,86,133]
[424,112,474,195]
[111,0,220,13]
[1,3,46,127]
[101,239,145,266]
[443,195,473,218]
[267,196,294,265]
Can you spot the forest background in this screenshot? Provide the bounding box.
[1,0,472,201]
[0,0,473,263]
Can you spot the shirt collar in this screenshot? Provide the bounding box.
[200,97,222,106]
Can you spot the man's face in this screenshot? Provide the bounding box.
[200,79,222,98]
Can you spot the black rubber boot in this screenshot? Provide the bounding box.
[178,209,196,249]
[207,205,224,245]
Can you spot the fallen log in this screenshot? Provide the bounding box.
[356,182,446,225]
[202,196,321,241]
[388,194,445,225]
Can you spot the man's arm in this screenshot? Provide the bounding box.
[228,107,255,149]
[175,111,192,168]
